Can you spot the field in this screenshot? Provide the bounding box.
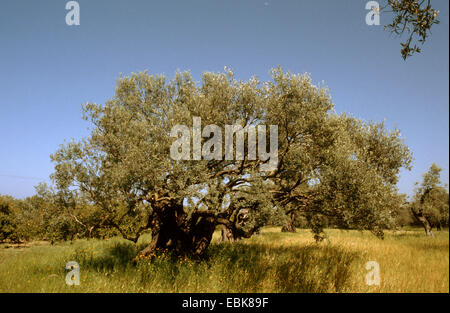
[0,227,448,293]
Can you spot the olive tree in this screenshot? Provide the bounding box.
[411,164,449,236]
[0,195,20,242]
[50,68,411,257]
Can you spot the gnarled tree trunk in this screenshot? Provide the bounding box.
[220,226,236,242]
[411,207,434,237]
[134,200,217,261]
[133,196,260,262]
[281,212,296,233]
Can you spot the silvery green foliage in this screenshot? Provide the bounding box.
[50,67,412,253]
[412,164,449,229]
[384,0,440,60]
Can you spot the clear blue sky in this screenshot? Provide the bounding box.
[0,0,448,199]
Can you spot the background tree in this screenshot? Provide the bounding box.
[9,183,112,244]
[0,195,20,242]
[410,163,449,236]
[392,193,416,227]
[50,68,412,258]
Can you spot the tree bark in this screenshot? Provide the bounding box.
[220,226,236,242]
[133,201,217,262]
[435,221,442,231]
[411,208,434,237]
[281,213,296,233]
[133,196,262,262]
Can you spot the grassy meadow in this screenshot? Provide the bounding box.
[0,227,448,293]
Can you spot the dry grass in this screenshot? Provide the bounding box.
[0,227,448,293]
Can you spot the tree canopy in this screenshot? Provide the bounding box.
[410,163,449,235]
[49,68,412,257]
